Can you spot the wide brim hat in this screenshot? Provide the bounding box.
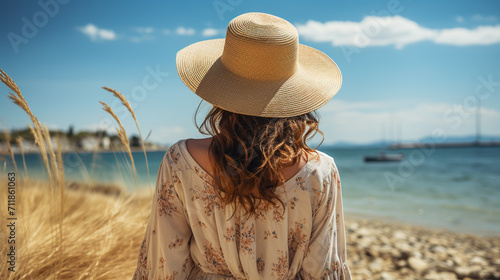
[176,12,342,118]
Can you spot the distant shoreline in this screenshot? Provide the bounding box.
[1,146,170,156]
[390,141,500,149]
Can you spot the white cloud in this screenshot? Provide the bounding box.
[296,16,500,49]
[317,100,500,145]
[435,25,500,46]
[162,29,171,35]
[78,23,116,41]
[176,26,195,36]
[134,27,154,34]
[456,16,464,23]
[202,28,221,37]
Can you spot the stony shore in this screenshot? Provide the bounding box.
[65,181,500,279]
[345,216,500,280]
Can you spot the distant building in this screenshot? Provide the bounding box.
[80,136,100,151]
[101,136,111,150]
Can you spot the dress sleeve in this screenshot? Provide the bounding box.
[298,163,352,280]
[132,152,193,279]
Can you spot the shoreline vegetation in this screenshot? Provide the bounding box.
[1,68,499,279]
[0,178,498,280]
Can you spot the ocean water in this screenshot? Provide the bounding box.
[324,146,500,237]
[2,146,499,236]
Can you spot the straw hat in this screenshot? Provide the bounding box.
[176,12,342,118]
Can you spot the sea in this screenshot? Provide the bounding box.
[2,145,499,237]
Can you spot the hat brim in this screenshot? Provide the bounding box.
[176,39,342,118]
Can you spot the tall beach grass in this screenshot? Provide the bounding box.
[0,68,153,279]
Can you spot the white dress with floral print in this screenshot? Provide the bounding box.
[132,139,352,280]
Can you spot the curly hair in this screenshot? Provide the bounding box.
[195,105,324,218]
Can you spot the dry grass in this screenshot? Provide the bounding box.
[98,101,147,221]
[0,177,152,280]
[0,68,152,279]
[1,68,67,277]
[98,101,138,186]
[102,87,152,190]
[1,69,52,182]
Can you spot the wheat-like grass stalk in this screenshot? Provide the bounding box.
[16,136,28,178]
[110,142,126,186]
[99,102,138,187]
[26,122,52,181]
[42,124,60,189]
[102,86,152,188]
[0,68,21,97]
[101,87,137,128]
[99,101,144,220]
[3,73,52,182]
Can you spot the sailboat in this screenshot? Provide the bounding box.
[364,152,404,162]
[364,119,404,163]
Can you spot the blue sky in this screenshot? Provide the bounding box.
[1,0,499,145]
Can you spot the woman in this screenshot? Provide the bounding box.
[132,12,352,279]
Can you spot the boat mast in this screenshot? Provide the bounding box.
[476,99,481,145]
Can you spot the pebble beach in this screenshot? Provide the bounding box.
[344,216,500,280]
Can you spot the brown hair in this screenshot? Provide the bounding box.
[196,105,324,218]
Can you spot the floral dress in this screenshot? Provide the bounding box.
[132,139,352,280]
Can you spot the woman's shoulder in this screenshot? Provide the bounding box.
[163,138,210,174]
[162,139,190,168]
[301,150,339,187]
[312,149,338,173]
[286,149,337,187]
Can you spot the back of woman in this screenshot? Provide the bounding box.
[132,12,352,280]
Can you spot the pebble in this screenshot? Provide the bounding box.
[424,271,458,280]
[469,256,487,266]
[408,257,429,273]
[380,272,394,280]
